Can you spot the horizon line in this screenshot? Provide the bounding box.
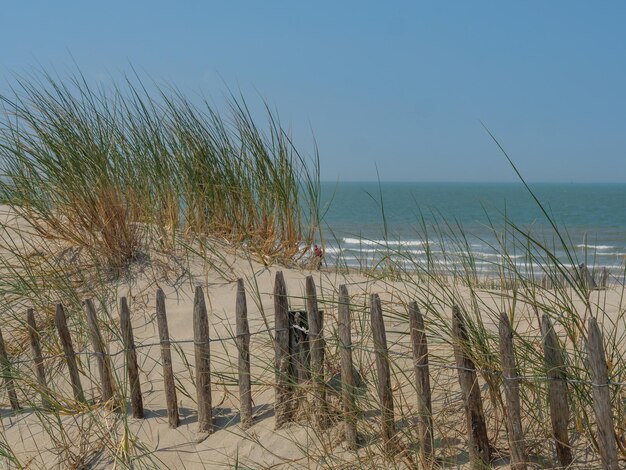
[319,180,626,185]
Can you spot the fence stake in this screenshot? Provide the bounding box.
[54,303,86,403]
[541,314,572,467]
[578,264,596,289]
[586,317,619,470]
[600,267,609,288]
[155,288,179,428]
[0,327,20,410]
[498,313,527,470]
[26,308,50,408]
[409,301,433,466]
[338,284,358,449]
[370,293,396,452]
[236,279,252,429]
[274,271,294,428]
[193,285,212,437]
[306,275,326,429]
[451,306,491,469]
[120,297,144,419]
[85,299,116,406]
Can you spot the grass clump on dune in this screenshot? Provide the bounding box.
[0,71,321,273]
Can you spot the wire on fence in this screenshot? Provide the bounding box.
[7,327,283,366]
[6,324,626,389]
[348,343,626,388]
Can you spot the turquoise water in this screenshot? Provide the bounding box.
[319,182,626,276]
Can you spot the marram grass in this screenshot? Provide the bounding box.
[0,71,321,273]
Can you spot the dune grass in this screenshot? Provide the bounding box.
[0,71,321,273]
[0,71,625,468]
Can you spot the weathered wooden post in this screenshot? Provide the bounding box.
[85,299,116,406]
[120,297,144,419]
[338,284,358,449]
[498,313,526,470]
[578,264,596,289]
[586,317,619,470]
[274,271,294,428]
[26,308,50,408]
[451,306,490,469]
[599,267,609,289]
[236,279,252,429]
[409,301,433,466]
[193,285,213,437]
[54,303,86,403]
[0,327,20,410]
[155,288,180,428]
[541,314,572,467]
[306,275,326,429]
[370,293,396,452]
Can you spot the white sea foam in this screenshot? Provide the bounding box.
[448,251,524,260]
[576,244,615,250]
[334,247,427,255]
[324,240,626,277]
[342,237,425,247]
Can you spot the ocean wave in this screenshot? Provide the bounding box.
[325,257,625,275]
[342,237,425,247]
[340,247,427,255]
[447,251,524,260]
[476,252,524,260]
[576,244,615,250]
[329,247,524,260]
[591,252,626,257]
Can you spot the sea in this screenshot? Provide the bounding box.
[318,182,626,278]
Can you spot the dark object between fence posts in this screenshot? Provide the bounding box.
[290,309,310,385]
[0,327,20,410]
[193,285,213,437]
[586,317,619,470]
[370,293,396,452]
[409,301,433,467]
[274,271,294,428]
[54,303,86,404]
[306,275,327,429]
[338,284,358,449]
[451,306,491,469]
[120,297,144,419]
[156,288,180,428]
[26,308,50,409]
[541,314,572,467]
[498,313,527,470]
[236,279,252,429]
[85,299,116,407]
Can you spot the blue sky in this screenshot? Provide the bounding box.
[1,1,625,182]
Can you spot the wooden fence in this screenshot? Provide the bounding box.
[0,271,623,469]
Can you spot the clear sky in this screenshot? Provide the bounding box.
[1,1,625,183]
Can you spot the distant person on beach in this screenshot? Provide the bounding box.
[313,244,324,270]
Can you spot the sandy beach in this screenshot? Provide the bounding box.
[0,206,622,469]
